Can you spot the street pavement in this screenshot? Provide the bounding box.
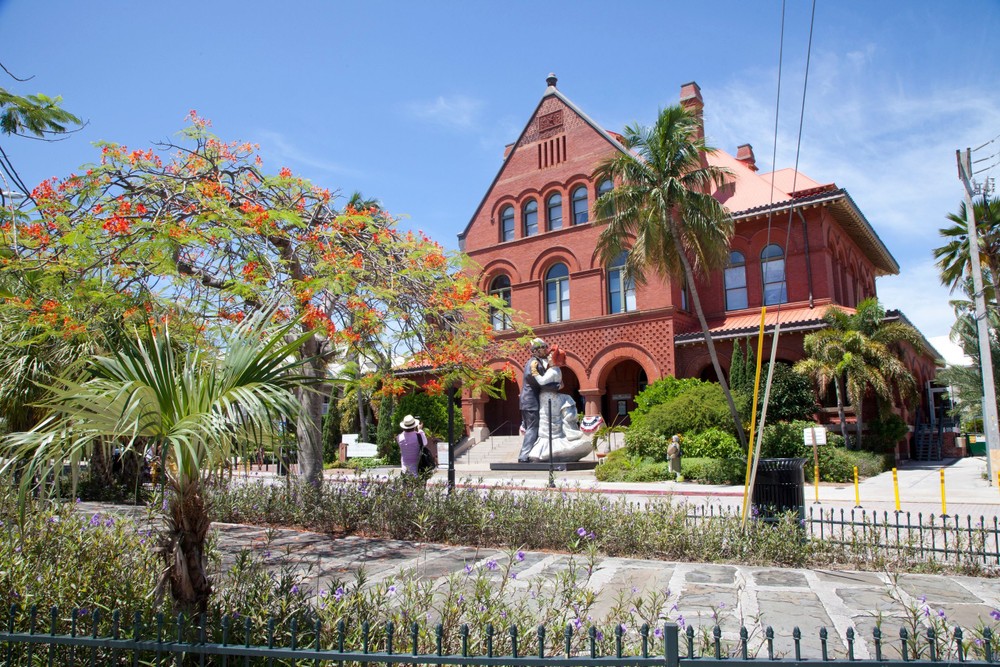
[87,455,1000,659]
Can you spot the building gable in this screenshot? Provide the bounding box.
[458,77,626,253]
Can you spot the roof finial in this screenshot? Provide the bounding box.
[546,73,558,88]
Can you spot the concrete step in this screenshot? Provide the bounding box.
[456,436,523,464]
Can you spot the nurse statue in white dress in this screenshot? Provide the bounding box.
[525,346,593,462]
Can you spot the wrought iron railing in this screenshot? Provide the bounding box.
[2,606,998,666]
[682,504,1000,568]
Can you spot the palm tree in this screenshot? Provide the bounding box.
[796,328,851,444]
[934,195,998,303]
[2,309,317,612]
[796,299,921,448]
[593,104,745,448]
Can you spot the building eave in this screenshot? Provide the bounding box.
[731,189,900,276]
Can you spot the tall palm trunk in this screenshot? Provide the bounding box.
[160,482,212,613]
[669,222,748,451]
[834,376,850,446]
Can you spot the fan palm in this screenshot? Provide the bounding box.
[797,299,921,449]
[593,104,745,448]
[934,195,998,302]
[2,309,318,612]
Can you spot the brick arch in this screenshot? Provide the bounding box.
[591,343,657,389]
[479,258,523,285]
[529,246,582,280]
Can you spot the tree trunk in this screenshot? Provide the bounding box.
[670,224,749,452]
[296,350,326,487]
[835,377,850,447]
[161,482,212,613]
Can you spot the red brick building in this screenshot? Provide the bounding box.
[457,76,941,449]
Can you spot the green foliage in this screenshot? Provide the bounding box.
[804,446,887,483]
[642,383,735,438]
[759,420,818,459]
[756,363,818,422]
[866,413,909,453]
[594,449,674,482]
[391,391,464,443]
[631,376,705,426]
[622,428,669,460]
[681,457,746,485]
[322,395,343,465]
[375,394,397,462]
[684,428,743,460]
[729,338,755,395]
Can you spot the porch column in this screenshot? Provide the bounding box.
[579,388,604,417]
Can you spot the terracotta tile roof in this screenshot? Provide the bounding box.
[674,305,837,344]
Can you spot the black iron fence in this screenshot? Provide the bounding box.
[2,606,999,666]
[684,504,1000,569]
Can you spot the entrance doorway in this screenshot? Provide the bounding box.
[484,377,520,436]
[601,360,647,427]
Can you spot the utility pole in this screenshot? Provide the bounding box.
[957,148,1000,483]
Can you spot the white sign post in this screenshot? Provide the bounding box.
[803,427,827,504]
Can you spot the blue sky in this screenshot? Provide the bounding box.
[1,1,998,362]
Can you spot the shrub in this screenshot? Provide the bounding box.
[759,420,817,458]
[684,428,743,459]
[804,446,887,482]
[595,449,674,482]
[622,428,669,460]
[681,457,746,485]
[392,391,464,443]
[630,376,706,427]
[642,383,735,438]
[866,413,909,453]
[376,394,398,463]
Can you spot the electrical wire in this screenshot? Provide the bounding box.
[742,0,818,528]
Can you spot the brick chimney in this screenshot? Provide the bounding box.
[679,81,704,141]
[736,144,758,172]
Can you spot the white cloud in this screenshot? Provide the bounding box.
[404,94,484,131]
[705,45,1000,342]
[254,130,360,177]
[928,335,971,367]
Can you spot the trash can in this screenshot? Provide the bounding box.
[968,434,988,457]
[752,458,807,523]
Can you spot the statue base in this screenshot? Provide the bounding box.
[489,461,599,472]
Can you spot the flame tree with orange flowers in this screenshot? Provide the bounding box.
[0,114,521,489]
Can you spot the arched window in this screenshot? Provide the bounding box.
[761,244,787,305]
[607,251,636,314]
[500,206,515,242]
[489,274,512,330]
[597,178,613,197]
[546,193,562,231]
[725,251,748,310]
[571,186,589,225]
[545,263,570,323]
[523,199,538,237]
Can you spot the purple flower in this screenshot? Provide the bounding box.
[595,630,604,642]
[89,513,101,527]
[654,627,664,639]
[991,610,1000,621]
[464,564,473,574]
[48,516,59,523]
[291,585,299,594]
[388,585,397,594]
[510,573,517,580]
[677,615,686,629]
[334,586,345,601]
[104,517,114,527]
[486,559,499,570]
[576,527,587,537]
[938,609,947,619]
[516,551,525,562]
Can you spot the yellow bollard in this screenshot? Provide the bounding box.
[814,465,820,503]
[892,468,901,512]
[940,469,947,515]
[997,470,1000,496]
[853,466,861,508]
